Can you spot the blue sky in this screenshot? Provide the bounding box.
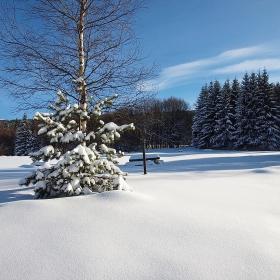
[1,0,280,119]
[136,0,280,106]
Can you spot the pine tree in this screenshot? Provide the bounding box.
[256,69,280,150]
[197,82,214,148]
[208,80,221,148]
[246,72,260,149]
[193,81,221,149]
[14,113,32,156]
[19,87,134,198]
[235,72,250,149]
[192,85,210,148]
[29,132,41,154]
[212,79,235,149]
[227,78,239,147]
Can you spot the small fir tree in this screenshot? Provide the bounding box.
[19,88,134,198]
[14,113,33,156]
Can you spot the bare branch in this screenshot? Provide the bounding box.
[0,0,157,115]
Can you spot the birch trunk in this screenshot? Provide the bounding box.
[78,0,87,140]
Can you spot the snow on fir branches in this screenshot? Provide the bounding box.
[19,90,134,199]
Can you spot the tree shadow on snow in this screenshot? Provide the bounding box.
[0,169,34,205]
[0,187,34,205]
[0,169,32,180]
[165,154,280,173]
[122,153,280,174]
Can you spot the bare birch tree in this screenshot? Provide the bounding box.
[0,0,156,125]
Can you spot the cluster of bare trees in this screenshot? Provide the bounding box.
[105,97,194,151]
[0,120,18,155]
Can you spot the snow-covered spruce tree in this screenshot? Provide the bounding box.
[234,72,250,149]
[201,80,220,149]
[14,113,34,156]
[192,85,209,148]
[228,78,239,147]
[195,82,215,149]
[211,79,235,149]
[19,89,134,198]
[255,69,280,150]
[246,72,260,149]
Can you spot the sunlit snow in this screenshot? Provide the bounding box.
[1,147,280,279]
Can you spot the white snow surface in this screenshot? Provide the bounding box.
[1,148,280,279]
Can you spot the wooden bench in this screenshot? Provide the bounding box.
[32,161,44,167]
[129,154,160,162]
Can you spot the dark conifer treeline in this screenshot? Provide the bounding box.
[192,69,280,150]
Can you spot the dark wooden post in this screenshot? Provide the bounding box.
[142,140,147,174]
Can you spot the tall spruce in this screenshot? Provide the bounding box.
[228,78,239,146]
[192,85,208,147]
[212,79,235,149]
[208,80,221,147]
[235,72,250,149]
[193,85,213,148]
[196,81,219,148]
[256,69,280,150]
[246,72,259,149]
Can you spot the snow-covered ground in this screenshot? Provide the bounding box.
[1,148,280,279]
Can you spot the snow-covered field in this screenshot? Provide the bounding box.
[1,148,280,279]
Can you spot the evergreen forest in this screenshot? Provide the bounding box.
[192,69,280,150]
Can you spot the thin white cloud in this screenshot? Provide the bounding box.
[214,59,280,74]
[217,45,265,60]
[150,42,280,91]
